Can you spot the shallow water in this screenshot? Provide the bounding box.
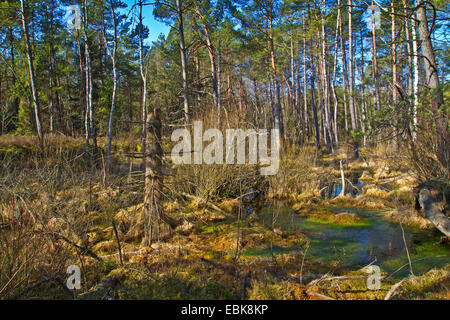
[253,206,450,278]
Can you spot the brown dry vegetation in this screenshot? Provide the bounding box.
[0,133,448,300]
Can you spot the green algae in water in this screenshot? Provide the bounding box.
[305,216,371,227]
[255,206,449,278]
[381,233,450,278]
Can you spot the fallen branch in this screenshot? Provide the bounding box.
[418,189,450,237]
[384,279,406,300]
[44,232,103,262]
[10,276,72,300]
[307,275,367,287]
[306,290,335,300]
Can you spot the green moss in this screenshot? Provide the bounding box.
[397,266,450,300]
[114,267,239,300]
[305,215,370,227]
[198,224,223,235]
[247,281,290,300]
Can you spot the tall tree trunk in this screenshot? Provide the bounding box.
[290,32,296,120]
[20,0,43,144]
[320,0,333,153]
[331,0,341,146]
[195,54,201,109]
[310,38,320,151]
[107,0,118,174]
[9,28,19,130]
[371,0,381,112]
[47,2,55,134]
[392,0,399,151]
[402,0,413,96]
[177,0,189,124]
[76,29,89,156]
[83,0,98,163]
[217,40,222,118]
[348,0,358,158]
[268,2,283,139]
[296,59,304,144]
[138,0,147,170]
[360,27,367,147]
[303,17,309,140]
[411,9,419,140]
[195,5,218,112]
[339,6,349,137]
[416,0,449,174]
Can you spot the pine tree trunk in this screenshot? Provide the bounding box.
[107,0,118,174]
[303,17,309,140]
[348,0,358,158]
[320,0,333,153]
[411,10,419,140]
[268,2,283,138]
[416,0,449,174]
[310,38,321,151]
[339,6,349,137]
[195,5,218,112]
[217,41,222,117]
[82,0,98,163]
[20,0,43,144]
[177,0,189,124]
[138,0,147,171]
[402,0,413,96]
[371,0,381,112]
[331,0,341,146]
[360,27,367,147]
[392,0,399,151]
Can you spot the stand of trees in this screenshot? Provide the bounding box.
[0,0,448,177]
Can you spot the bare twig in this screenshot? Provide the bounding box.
[384,279,406,300]
[112,220,123,266]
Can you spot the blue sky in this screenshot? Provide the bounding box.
[123,0,171,44]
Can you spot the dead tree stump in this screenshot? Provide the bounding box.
[144,108,178,245]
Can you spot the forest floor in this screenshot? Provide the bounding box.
[0,134,448,300]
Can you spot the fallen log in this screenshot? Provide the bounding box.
[418,189,450,237]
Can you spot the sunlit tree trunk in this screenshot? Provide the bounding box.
[360,27,367,147]
[416,0,449,174]
[20,0,43,144]
[348,0,358,158]
[310,38,320,151]
[217,41,222,117]
[303,17,309,140]
[138,0,147,170]
[176,0,189,124]
[392,0,399,151]
[411,9,419,140]
[106,0,118,174]
[195,5,218,113]
[82,0,98,162]
[331,0,341,146]
[402,0,413,97]
[371,0,381,112]
[339,5,349,137]
[320,0,333,153]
